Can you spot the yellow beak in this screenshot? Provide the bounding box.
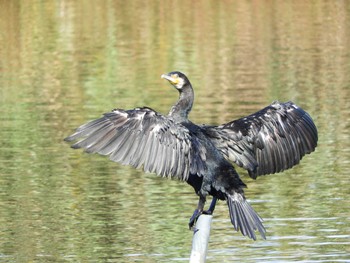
[161,74,178,85]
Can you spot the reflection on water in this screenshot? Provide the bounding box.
[0,0,349,262]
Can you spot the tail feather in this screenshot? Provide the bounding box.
[227,192,266,240]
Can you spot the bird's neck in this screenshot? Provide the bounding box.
[169,84,194,122]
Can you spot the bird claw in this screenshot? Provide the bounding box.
[192,227,199,233]
[189,209,202,229]
[188,209,214,229]
[202,210,213,215]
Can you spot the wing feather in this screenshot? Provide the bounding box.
[65,107,207,180]
[203,101,318,178]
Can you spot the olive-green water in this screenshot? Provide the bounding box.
[0,1,349,262]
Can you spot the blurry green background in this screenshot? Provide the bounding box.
[0,1,349,262]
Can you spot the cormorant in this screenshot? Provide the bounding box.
[65,71,318,240]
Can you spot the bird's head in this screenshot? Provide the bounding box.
[161,71,190,91]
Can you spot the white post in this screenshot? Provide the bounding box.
[189,214,213,263]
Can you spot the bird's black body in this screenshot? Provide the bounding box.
[65,71,318,240]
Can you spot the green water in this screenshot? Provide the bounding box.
[0,1,349,262]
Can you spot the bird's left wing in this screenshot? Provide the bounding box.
[202,101,318,179]
[64,107,207,180]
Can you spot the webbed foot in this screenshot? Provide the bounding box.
[188,197,218,229]
[188,208,215,230]
[189,209,202,229]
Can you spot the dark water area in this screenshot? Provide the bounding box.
[0,1,349,262]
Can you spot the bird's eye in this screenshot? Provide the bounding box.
[171,74,179,79]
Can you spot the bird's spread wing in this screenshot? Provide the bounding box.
[202,101,318,179]
[64,107,207,180]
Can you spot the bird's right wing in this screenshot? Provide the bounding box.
[64,107,207,181]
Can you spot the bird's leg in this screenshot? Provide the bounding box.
[203,197,217,215]
[189,194,206,229]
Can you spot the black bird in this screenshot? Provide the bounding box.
[65,71,318,240]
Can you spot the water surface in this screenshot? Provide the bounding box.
[0,1,349,262]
